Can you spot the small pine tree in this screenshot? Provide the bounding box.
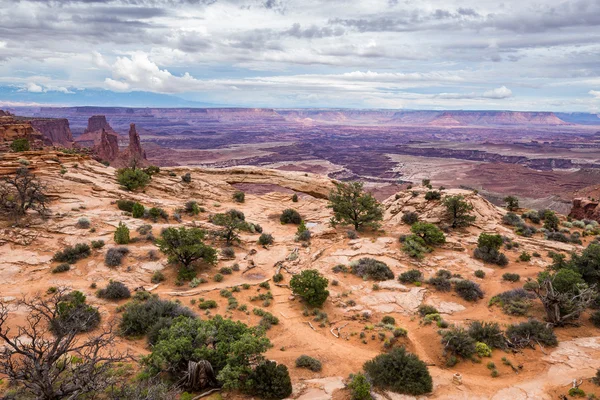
[443,195,475,228]
[503,196,519,211]
[132,202,144,218]
[10,138,30,152]
[328,181,383,231]
[114,222,130,244]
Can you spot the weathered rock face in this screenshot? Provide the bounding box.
[94,129,119,162]
[84,115,112,134]
[29,118,73,147]
[0,115,46,151]
[111,123,148,167]
[569,198,600,222]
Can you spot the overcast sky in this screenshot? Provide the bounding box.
[0,0,599,110]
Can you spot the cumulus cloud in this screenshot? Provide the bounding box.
[590,90,600,99]
[483,86,513,99]
[26,83,44,93]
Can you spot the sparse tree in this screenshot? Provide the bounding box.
[290,269,329,307]
[524,269,596,326]
[155,226,217,270]
[503,196,519,211]
[211,209,246,245]
[328,181,383,231]
[543,210,560,232]
[10,138,30,152]
[410,222,445,246]
[0,289,128,399]
[0,167,49,223]
[116,167,150,191]
[443,195,475,228]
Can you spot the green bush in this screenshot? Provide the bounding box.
[411,222,445,245]
[145,315,271,390]
[519,251,531,262]
[52,263,71,273]
[132,202,145,218]
[442,327,476,359]
[119,295,195,337]
[258,233,274,246]
[489,289,534,316]
[295,355,322,372]
[233,191,245,203]
[427,276,451,292]
[363,347,432,395]
[151,271,165,283]
[280,208,302,224]
[97,281,131,300]
[505,319,558,348]
[199,299,218,309]
[398,269,423,284]
[328,181,383,231]
[184,200,200,215]
[148,207,168,222]
[273,273,284,283]
[76,217,90,229]
[568,388,586,397]
[590,310,600,328]
[443,195,475,228]
[91,240,105,249]
[155,226,217,269]
[400,234,431,259]
[417,304,438,317]
[116,199,135,212]
[292,194,298,202]
[214,273,224,282]
[467,321,506,349]
[116,168,151,191]
[424,191,441,201]
[474,269,486,278]
[50,291,100,335]
[381,316,395,325]
[348,373,372,400]
[401,211,419,225]
[10,138,30,152]
[290,269,329,307]
[181,172,191,183]
[52,243,91,264]
[351,258,394,281]
[475,342,492,357]
[502,273,520,282]
[246,360,292,399]
[474,233,508,266]
[454,280,484,301]
[114,222,130,244]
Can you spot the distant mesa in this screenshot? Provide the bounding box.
[427,112,462,126]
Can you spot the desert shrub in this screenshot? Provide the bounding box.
[442,327,476,359]
[573,220,586,229]
[258,233,274,246]
[183,200,200,215]
[246,360,293,399]
[273,273,284,283]
[418,304,438,317]
[363,347,432,395]
[120,295,195,337]
[332,264,348,273]
[221,247,235,258]
[502,212,523,226]
[280,208,302,224]
[351,258,394,281]
[117,168,151,191]
[137,224,153,236]
[590,310,600,328]
[198,299,218,310]
[454,280,484,301]
[104,246,129,267]
[427,276,451,292]
[181,172,191,183]
[347,373,372,400]
[132,202,145,218]
[475,342,492,357]
[213,273,224,282]
[52,243,91,264]
[233,191,245,203]
[516,224,537,237]
[292,193,298,202]
[347,230,358,239]
[147,207,168,222]
[290,269,329,307]
[398,269,423,284]
[156,226,217,269]
[381,316,396,325]
[502,273,520,282]
[254,308,280,330]
[474,269,486,278]
[424,191,441,201]
[52,263,71,273]
[543,211,560,231]
[76,217,90,229]
[401,234,431,259]
[10,138,30,152]
[91,240,105,249]
[50,291,101,335]
[401,212,419,225]
[151,271,165,283]
[114,222,130,244]
[97,281,131,300]
[411,222,445,245]
[468,321,506,349]
[295,355,322,372]
[489,289,534,316]
[522,210,541,224]
[474,233,508,266]
[545,231,569,242]
[504,196,519,211]
[519,251,531,262]
[505,319,558,348]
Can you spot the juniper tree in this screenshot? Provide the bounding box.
[328,181,383,231]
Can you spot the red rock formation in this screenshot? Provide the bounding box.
[84,115,113,134]
[111,123,148,167]
[569,198,600,222]
[29,118,73,147]
[0,114,46,151]
[94,129,119,162]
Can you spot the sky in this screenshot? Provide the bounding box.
[0,0,599,111]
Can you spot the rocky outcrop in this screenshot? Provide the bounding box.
[94,129,119,162]
[84,115,112,134]
[29,118,73,147]
[569,198,600,222]
[111,123,148,167]
[0,114,46,151]
[76,115,118,148]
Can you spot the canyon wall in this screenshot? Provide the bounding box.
[29,118,73,147]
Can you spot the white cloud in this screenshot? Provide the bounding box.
[26,82,43,93]
[483,86,513,99]
[590,90,600,99]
